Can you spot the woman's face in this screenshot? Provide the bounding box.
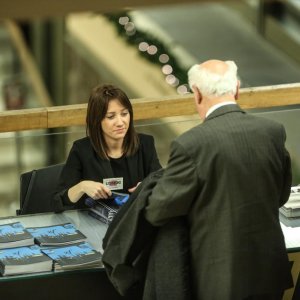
[101,99,130,144]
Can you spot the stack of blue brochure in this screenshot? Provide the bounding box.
[0,222,34,249]
[26,223,87,246]
[42,241,102,271]
[0,222,102,275]
[0,244,53,276]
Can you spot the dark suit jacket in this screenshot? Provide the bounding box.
[145,104,293,300]
[102,168,191,300]
[53,133,161,212]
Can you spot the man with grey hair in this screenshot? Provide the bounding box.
[145,59,293,299]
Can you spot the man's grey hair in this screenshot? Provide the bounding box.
[188,61,238,97]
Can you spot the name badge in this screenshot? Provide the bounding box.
[103,177,123,190]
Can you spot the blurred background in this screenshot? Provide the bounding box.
[0,0,300,217]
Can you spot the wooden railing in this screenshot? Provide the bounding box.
[1,0,231,20]
[0,83,300,133]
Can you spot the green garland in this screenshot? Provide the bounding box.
[104,12,189,91]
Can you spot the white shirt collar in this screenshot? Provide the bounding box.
[206,101,236,118]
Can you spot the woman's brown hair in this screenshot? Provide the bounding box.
[86,84,139,159]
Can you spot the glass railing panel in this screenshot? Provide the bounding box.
[252,106,300,185]
[136,107,300,186]
[135,115,200,166]
[0,130,47,218]
[0,118,199,218]
[0,108,299,218]
[0,128,85,218]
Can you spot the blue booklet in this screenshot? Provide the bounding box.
[26,223,86,246]
[0,222,34,249]
[42,242,102,271]
[111,192,130,206]
[0,245,53,276]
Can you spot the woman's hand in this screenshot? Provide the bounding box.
[68,180,112,203]
[82,181,112,199]
[128,182,141,193]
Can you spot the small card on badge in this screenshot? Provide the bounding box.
[103,177,123,190]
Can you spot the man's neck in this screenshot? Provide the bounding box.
[205,96,236,118]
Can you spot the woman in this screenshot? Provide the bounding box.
[54,84,162,212]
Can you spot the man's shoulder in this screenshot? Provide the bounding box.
[175,125,203,147]
[180,123,203,137]
[247,113,284,130]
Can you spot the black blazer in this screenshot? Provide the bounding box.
[53,133,161,212]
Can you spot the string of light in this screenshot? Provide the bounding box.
[104,12,190,94]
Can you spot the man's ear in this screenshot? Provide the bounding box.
[234,80,240,100]
[192,85,202,105]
